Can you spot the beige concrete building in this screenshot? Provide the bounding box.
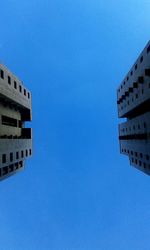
[117,41,150,175]
[0,64,32,180]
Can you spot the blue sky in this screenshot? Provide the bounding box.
[0,0,150,249]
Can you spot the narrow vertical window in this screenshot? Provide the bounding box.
[19,85,22,93]
[2,154,6,163]
[14,81,17,89]
[0,69,4,79]
[10,153,13,162]
[8,76,11,84]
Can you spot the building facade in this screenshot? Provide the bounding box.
[0,64,32,180]
[117,41,150,175]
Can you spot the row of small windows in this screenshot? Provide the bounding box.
[118,44,150,93]
[2,149,32,164]
[0,69,30,99]
[118,82,150,110]
[131,158,150,170]
[0,161,23,178]
[120,122,147,133]
[121,148,150,161]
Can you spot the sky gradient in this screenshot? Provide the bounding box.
[0,0,150,249]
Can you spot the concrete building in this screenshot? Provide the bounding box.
[0,64,32,180]
[117,41,150,175]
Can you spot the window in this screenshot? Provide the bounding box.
[9,164,14,172]
[130,71,133,76]
[26,150,28,157]
[19,161,23,168]
[147,44,150,53]
[0,69,4,79]
[14,81,17,89]
[21,151,24,158]
[140,153,143,158]
[24,89,26,96]
[135,64,137,70]
[16,152,19,159]
[19,85,22,93]
[143,162,146,169]
[140,56,143,63]
[3,166,8,175]
[29,149,32,155]
[28,92,30,99]
[15,162,19,169]
[8,76,11,84]
[146,155,149,160]
[2,154,6,163]
[2,115,17,127]
[10,153,13,162]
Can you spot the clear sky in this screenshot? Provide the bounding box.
[0,0,150,249]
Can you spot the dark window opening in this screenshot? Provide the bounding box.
[29,149,32,155]
[146,155,149,160]
[140,153,143,158]
[28,92,30,99]
[15,162,19,169]
[9,164,14,172]
[14,81,17,89]
[19,161,23,168]
[140,56,143,63]
[21,151,24,158]
[10,153,13,162]
[0,69,4,79]
[16,152,19,159]
[147,44,150,53]
[3,166,8,175]
[2,154,6,164]
[24,89,26,96]
[26,150,28,157]
[2,115,17,127]
[19,85,22,93]
[8,76,11,84]
[135,64,137,70]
